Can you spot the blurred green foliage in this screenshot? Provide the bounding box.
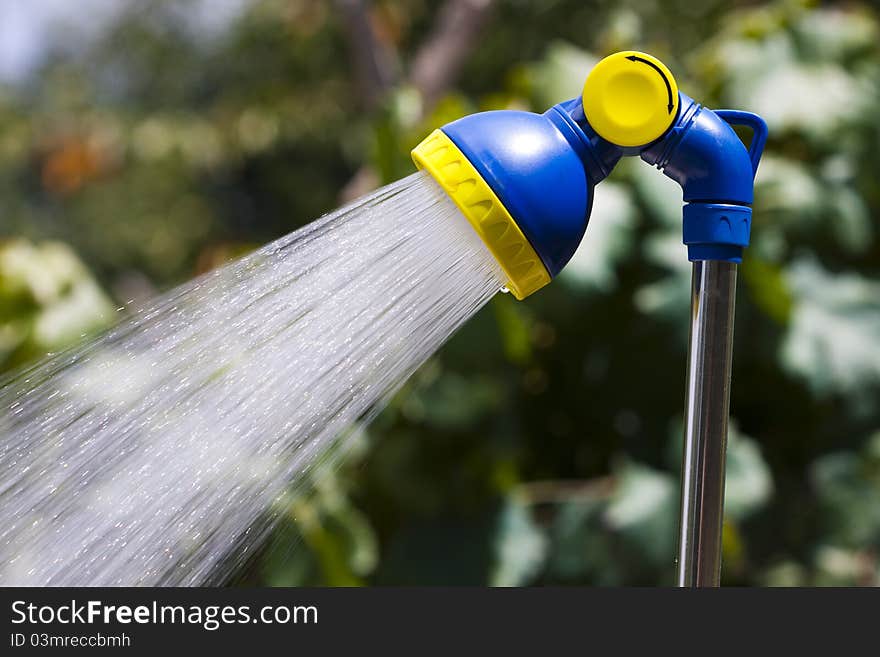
[1,0,879,585]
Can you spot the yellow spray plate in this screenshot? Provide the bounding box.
[412,130,551,300]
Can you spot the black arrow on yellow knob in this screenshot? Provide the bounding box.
[582,51,679,147]
[626,54,674,114]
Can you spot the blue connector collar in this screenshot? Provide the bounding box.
[682,203,751,263]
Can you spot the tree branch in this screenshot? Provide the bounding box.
[338,0,497,201]
[408,0,495,114]
[334,0,397,111]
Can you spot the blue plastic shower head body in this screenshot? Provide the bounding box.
[441,100,621,277]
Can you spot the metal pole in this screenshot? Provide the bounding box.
[676,260,737,587]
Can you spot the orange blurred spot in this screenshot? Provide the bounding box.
[41,137,108,196]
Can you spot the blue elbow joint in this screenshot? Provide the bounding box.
[641,93,768,263]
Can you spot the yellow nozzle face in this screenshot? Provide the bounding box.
[582,51,679,148]
[412,130,551,300]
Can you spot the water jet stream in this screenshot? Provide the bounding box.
[0,172,503,586]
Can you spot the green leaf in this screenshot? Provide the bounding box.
[810,432,880,547]
[526,41,597,107]
[724,425,774,521]
[605,460,677,567]
[781,259,880,400]
[754,155,823,223]
[491,295,532,365]
[559,181,637,293]
[0,240,114,366]
[740,256,794,325]
[490,495,547,586]
[402,371,504,430]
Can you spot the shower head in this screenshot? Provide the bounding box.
[412,50,767,299]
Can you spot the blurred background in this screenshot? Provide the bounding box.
[1,0,879,586]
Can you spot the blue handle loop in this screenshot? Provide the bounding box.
[714,110,768,177]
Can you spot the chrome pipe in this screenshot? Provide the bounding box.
[676,260,737,587]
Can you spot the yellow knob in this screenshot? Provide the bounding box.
[582,51,679,148]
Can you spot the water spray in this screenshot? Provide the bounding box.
[413,51,768,586]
